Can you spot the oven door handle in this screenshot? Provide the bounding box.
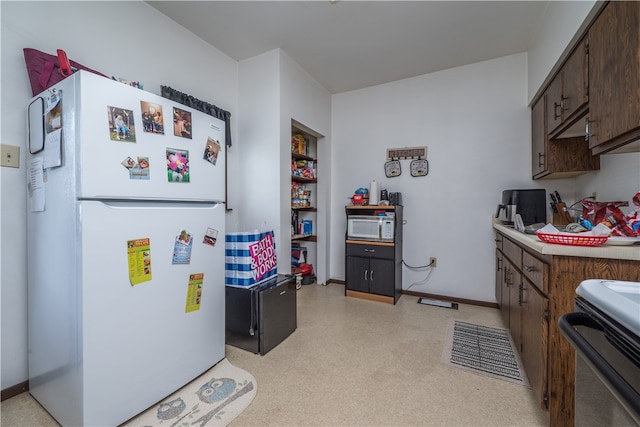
[559,312,640,424]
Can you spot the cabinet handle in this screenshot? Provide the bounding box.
[364,270,368,281]
[584,117,591,142]
[519,283,526,304]
[553,101,562,120]
[364,248,375,253]
[537,152,545,167]
[497,258,502,272]
[504,266,510,285]
[523,264,535,273]
[370,270,374,281]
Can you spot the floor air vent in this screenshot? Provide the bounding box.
[418,298,458,310]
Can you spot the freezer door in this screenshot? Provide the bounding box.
[80,200,225,426]
[75,72,226,201]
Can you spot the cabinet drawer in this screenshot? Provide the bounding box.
[502,237,522,266]
[522,251,548,294]
[346,244,394,259]
[495,232,503,250]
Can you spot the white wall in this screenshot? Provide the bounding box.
[1,0,238,390]
[279,52,331,284]
[331,53,537,302]
[236,50,281,234]
[237,50,331,283]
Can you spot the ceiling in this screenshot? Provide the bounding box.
[147,1,550,94]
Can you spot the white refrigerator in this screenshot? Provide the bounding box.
[26,71,227,426]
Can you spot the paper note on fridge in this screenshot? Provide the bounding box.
[127,238,152,285]
[28,157,45,212]
[43,128,62,169]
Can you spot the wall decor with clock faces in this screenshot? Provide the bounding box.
[384,146,429,178]
[384,159,401,178]
[410,158,429,177]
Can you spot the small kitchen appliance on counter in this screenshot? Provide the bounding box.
[389,192,402,206]
[496,189,546,226]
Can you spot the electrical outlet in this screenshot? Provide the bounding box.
[1,144,20,168]
[430,257,437,268]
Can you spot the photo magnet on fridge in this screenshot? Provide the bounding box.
[204,137,221,166]
[203,227,218,246]
[122,156,150,180]
[166,148,190,182]
[108,106,136,142]
[172,229,193,264]
[140,101,164,134]
[173,107,192,139]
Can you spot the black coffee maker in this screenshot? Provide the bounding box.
[496,189,546,226]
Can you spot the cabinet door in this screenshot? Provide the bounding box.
[532,94,599,179]
[546,75,563,135]
[346,256,369,293]
[368,257,394,297]
[520,279,549,410]
[507,261,522,353]
[531,97,547,177]
[561,38,588,122]
[495,249,503,305]
[499,260,511,327]
[589,1,640,151]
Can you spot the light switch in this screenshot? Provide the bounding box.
[1,144,20,168]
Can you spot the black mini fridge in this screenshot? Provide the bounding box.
[225,274,297,355]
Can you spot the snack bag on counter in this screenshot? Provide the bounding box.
[625,191,640,234]
[581,193,638,237]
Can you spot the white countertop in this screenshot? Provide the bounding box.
[493,221,640,261]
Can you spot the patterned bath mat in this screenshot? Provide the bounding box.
[123,358,256,426]
[441,320,530,387]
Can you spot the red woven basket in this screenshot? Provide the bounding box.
[535,231,609,247]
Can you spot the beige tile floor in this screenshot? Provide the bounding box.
[2,283,548,426]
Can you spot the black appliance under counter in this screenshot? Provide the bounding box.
[225,274,297,355]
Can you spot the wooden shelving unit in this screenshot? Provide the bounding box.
[291,122,319,279]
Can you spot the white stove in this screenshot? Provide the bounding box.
[576,279,640,336]
[560,279,640,426]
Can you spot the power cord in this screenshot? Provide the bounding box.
[402,259,435,270]
[403,258,435,290]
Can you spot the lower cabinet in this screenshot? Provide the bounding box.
[495,235,549,411]
[520,278,549,410]
[504,258,523,353]
[345,243,400,304]
[346,249,394,296]
[495,228,640,426]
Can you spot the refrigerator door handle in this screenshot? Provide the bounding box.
[85,199,225,208]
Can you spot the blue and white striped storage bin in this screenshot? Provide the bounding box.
[225,230,277,287]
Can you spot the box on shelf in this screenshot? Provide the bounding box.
[291,133,308,156]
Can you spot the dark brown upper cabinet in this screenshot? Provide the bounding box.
[547,37,589,139]
[587,1,640,154]
[531,94,599,180]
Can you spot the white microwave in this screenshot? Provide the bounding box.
[347,215,395,242]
